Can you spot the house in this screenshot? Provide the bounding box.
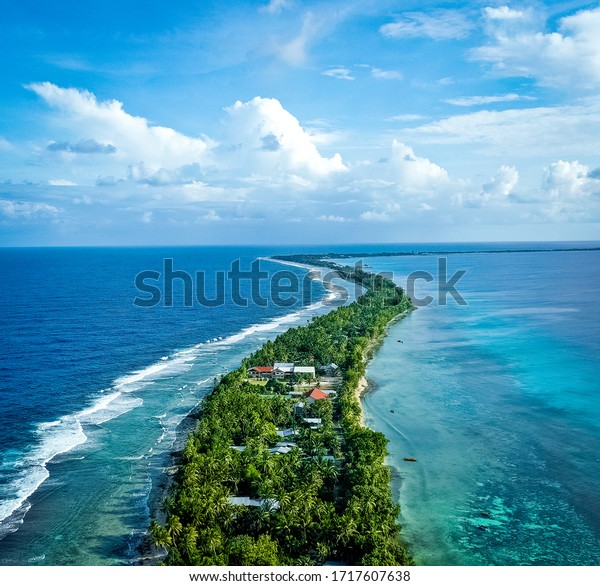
[275,441,297,448]
[320,363,339,376]
[276,428,296,438]
[228,496,280,510]
[273,362,294,378]
[293,366,316,378]
[303,417,322,429]
[294,401,306,415]
[247,366,274,380]
[229,445,246,452]
[269,445,293,455]
[306,388,328,404]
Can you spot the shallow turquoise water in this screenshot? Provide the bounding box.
[360,251,600,565]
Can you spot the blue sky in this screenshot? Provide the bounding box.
[1,0,600,245]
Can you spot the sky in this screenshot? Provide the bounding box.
[1,0,600,245]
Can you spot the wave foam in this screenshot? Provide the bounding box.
[0,276,342,540]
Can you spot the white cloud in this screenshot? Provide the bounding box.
[27,82,211,171]
[371,68,403,80]
[459,165,519,207]
[48,178,77,186]
[318,214,350,222]
[473,6,600,88]
[278,12,323,66]
[359,210,392,222]
[389,140,449,189]
[224,96,347,178]
[128,163,197,186]
[484,6,529,21]
[540,160,600,220]
[0,137,12,150]
[380,10,473,41]
[0,199,60,219]
[445,93,534,107]
[386,114,427,122]
[542,160,595,200]
[322,67,355,80]
[401,99,600,159]
[199,209,222,222]
[141,211,153,224]
[483,165,519,198]
[261,0,293,15]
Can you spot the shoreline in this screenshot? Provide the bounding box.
[355,310,411,428]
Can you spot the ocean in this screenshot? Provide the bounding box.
[0,246,355,565]
[0,243,599,566]
[356,246,600,565]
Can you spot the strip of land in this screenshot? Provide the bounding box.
[150,257,414,566]
[275,246,600,263]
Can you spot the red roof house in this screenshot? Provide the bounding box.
[247,366,275,379]
[306,388,328,404]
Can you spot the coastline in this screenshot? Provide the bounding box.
[354,310,412,428]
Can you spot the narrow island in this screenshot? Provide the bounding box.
[149,256,414,565]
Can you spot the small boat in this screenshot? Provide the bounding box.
[480,511,491,518]
[390,409,395,413]
[397,340,403,343]
[403,457,417,462]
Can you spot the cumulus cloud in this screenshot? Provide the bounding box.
[473,5,600,88]
[47,138,117,154]
[483,165,519,198]
[224,96,347,178]
[0,199,60,219]
[140,211,153,224]
[27,82,211,171]
[389,140,449,190]
[199,209,222,222]
[380,10,473,41]
[459,165,519,207]
[542,160,597,200]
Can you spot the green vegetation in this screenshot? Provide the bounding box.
[150,257,414,566]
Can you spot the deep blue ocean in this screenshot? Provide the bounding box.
[0,243,599,565]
